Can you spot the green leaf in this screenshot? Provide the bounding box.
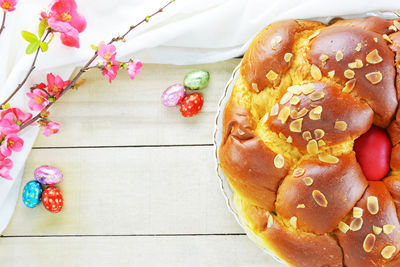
[26,40,40,54]
[39,42,48,52]
[90,44,98,51]
[21,31,38,43]
[38,19,48,39]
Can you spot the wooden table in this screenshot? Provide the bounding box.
[0,59,285,266]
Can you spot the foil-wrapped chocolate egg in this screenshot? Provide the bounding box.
[161,83,186,107]
[42,186,63,213]
[183,70,210,90]
[22,180,43,208]
[34,165,63,185]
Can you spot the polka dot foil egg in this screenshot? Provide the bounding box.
[42,186,63,213]
[22,180,43,208]
[34,165,63,185]
[161,83,186,107]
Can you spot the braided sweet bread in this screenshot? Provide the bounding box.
[219,17,400,267]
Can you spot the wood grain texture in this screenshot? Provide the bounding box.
[0,235,286,267]
[33,59,241,148]
[4,147,242,236]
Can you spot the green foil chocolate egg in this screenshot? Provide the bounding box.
[183,70,210,90]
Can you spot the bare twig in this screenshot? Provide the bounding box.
[0,31,51,108]
[19,0,175,131]
[0,11,6,37]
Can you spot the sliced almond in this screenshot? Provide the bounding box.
[389,25,398,32]
[367,196,379,215]
[394,20,400,31]
[363,233,376,253]
[289,216,297,228]
[290,96,301,105]
[381,246,396,259]
[334,121,347,131]
[280,92,293,105]
[301,84,315,95]
[266,70,278,81]
[274,154,285,169]
[319,54,329,64]
[336,50,344,61]
[383,224,396,234]
[289,118,303,132]
[318,139,326,147]
[318,154,339,164]
[271,35,282,49]
[262,112,269,124]
[382,34,392,43]
[311,64,322,80]
[303,177,314,186]
[293,167,305,177]
[373,225,383,235]
[284,52,293,63]
[312,190,328,207]
[290,108,308,120]
[251,83,259,92]
[342,79,356,93]
[344,69,355,79]
[286,136,293,143]
[355,43,362,52]
[278,107,290,123]
[307,140,318,154]
[313,129,325,140]
[374,37,378,43]
[348,59,363,69]
[338,221,350,234]
[328,70,335,79]
[270,103,279,116]
[309,106,322,120]
[353,207,363,218]
[302,131,312,141]
[279,132,286,140]
[310,91,325,101]
[366,49,383,64]
[287,85,302,95]
[297,204,306,209]
[350,218,363,231]
[365,71,383,85]
[267,212,274,228]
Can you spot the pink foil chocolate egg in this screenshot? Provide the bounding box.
[161,83,186,107]
[34,165,63,185]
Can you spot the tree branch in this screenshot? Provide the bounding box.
[0,31,51,108]
[0,11,6,37]
[19,0,175,132]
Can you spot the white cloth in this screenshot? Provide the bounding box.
[0,0,400,233]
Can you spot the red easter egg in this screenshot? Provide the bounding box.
[42,186,63,213]
[354,126,391,181]
[180,93,204,117]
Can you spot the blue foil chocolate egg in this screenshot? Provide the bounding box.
[22,180,43,208]
[34,165,63,185]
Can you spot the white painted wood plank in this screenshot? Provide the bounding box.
[4,146,243,235]
[0,235,286,267]
[33,59,240,148]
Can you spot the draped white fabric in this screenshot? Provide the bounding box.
[0,0,399,233]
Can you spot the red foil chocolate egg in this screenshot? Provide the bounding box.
[354,126,391,181]
[42,186,63,213]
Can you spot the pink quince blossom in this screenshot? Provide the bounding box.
[127,60,143,80]
[47,0,87,48]
[0,108,32,134]
[98,44,117,63]
[47,73,69,99]
[102,62,119,83]
[0,158,13,180]
[43,121,60,136]
[1,134,23,157]
[27,89,49,111]
[0,0,17,12]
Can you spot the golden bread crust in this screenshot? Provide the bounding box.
[219,16,400,267]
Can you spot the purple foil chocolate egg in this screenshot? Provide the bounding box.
[161,83,186,107]
[34,165,63,185]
